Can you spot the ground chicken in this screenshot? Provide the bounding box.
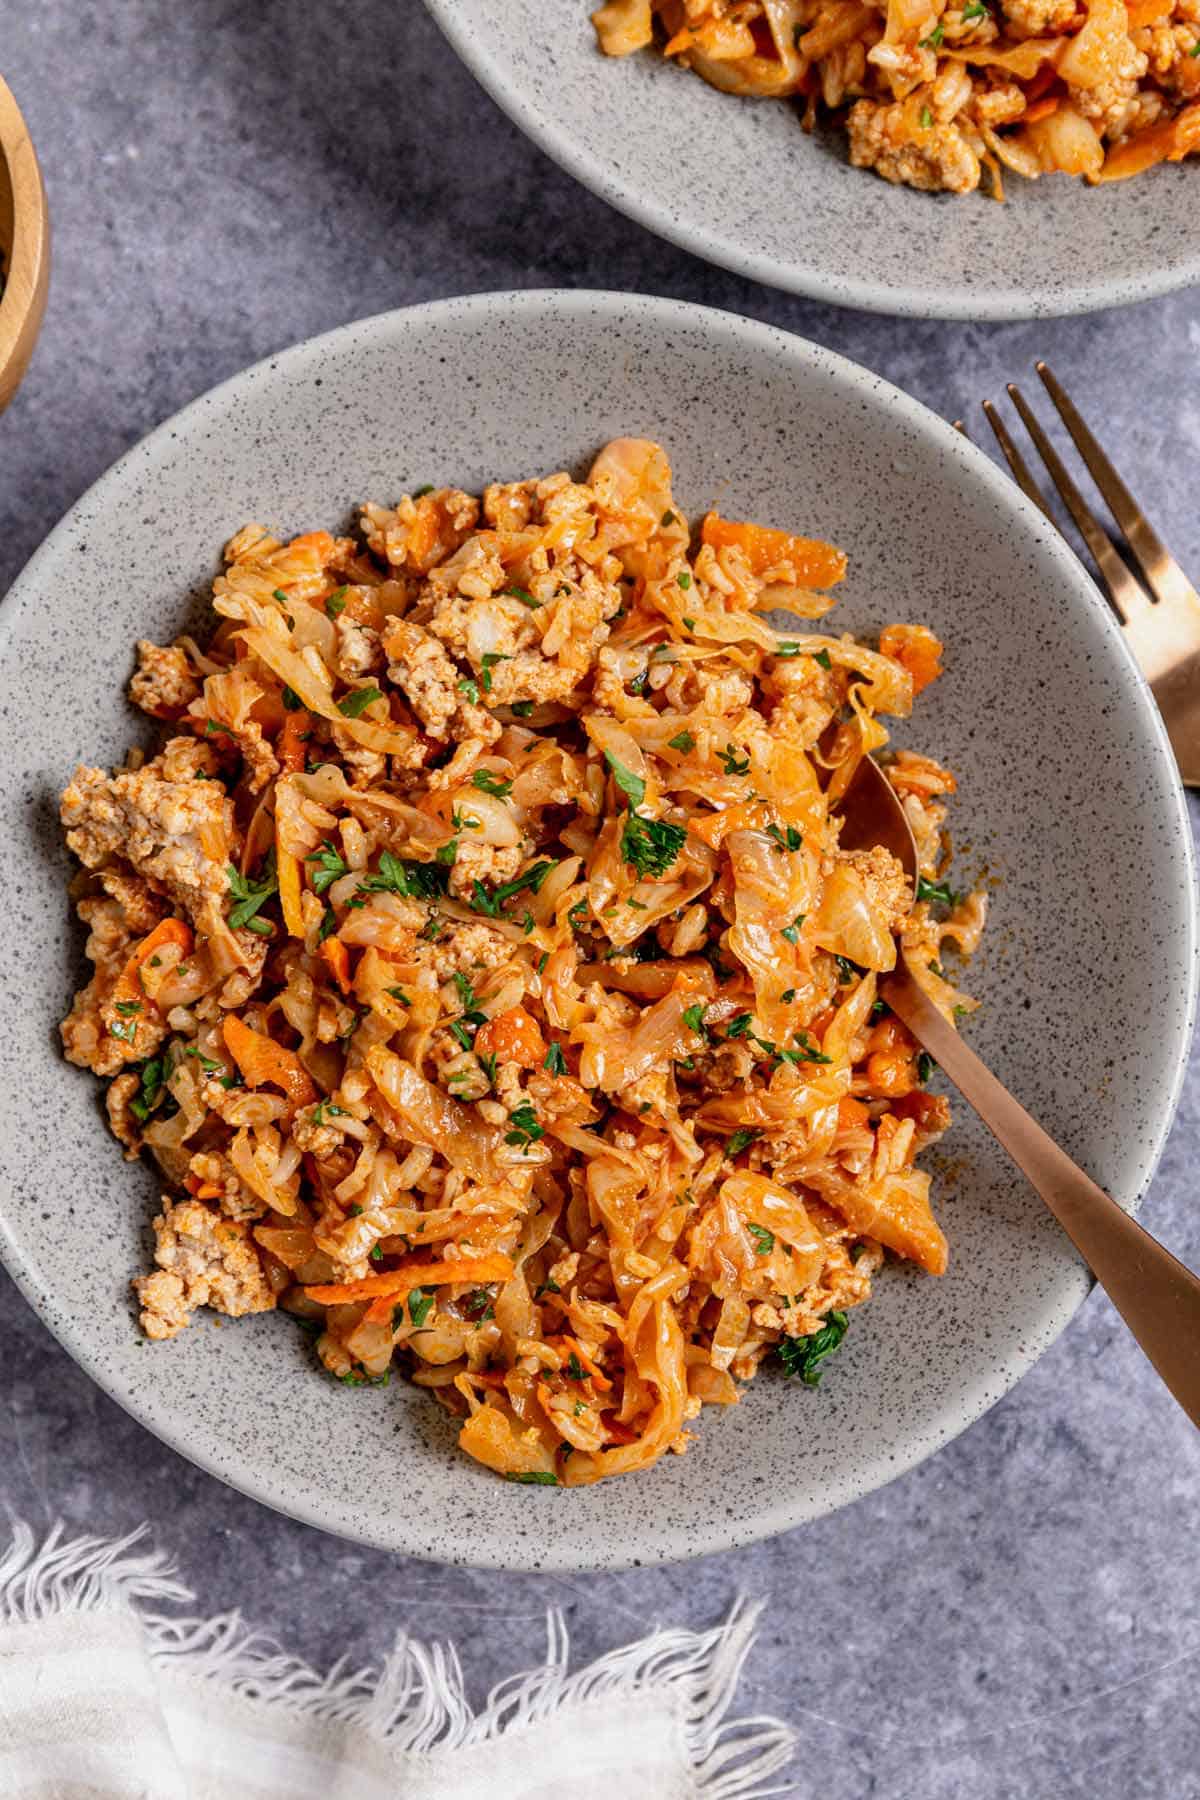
[999,0,1078,31]
[335,617,383,682]
[446,836,524,900]
[134,1198,276,1339]
[482,479,538,532]
[416,920,516,983]
[129,641,200,718]
[61,751,234,936]
[840,844,913,931]
[60,891,170,1077]
[381,616,499,744]
[848,98,982,192]
[1070,42,1151,135]
[106,1072,142,1151]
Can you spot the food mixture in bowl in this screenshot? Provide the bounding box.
[593,0,1200,195]
[60,438,984,1488]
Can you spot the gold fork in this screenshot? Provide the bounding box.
[961,363,1200,789]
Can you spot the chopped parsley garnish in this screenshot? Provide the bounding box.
[781,913,806,945]
[726,1127,762,1158]
[184,1047,221,1073]
[507,1471,559,1485]
[469,859,557,917]
[725,1013,754,1038]
[358,850,449,901]
[317,902,337,943]
[604,749,646,809]
[407,1288,435,1327]
[676,571,692,590]
[326,586,348,618]
[917,1052,936,1085]
[463,1286,496,1320]
[661,509,677,526]
[448,1020,474,1051]
[682,616,696,632]
[337,685,383,718]
[833,954,860,984]
[535,1277,561,1298]
[281,685,303,711]
[339,1369,391,1388]
[544,1042,568,1076]
[766,823,802,852]
[620,812,687,881]
[774,642,804,658]
[682,1002,708,1036]
[916,875,961,909]
[566,1352,586,1381]
[114,1000,141,1017]
[369,1243,383,1263]
[471,769,513,798]
[778,1311,848,1386]
[510,700,535,717]
[920,105,933,127]
[920,22,944,45]
[129,1057,167,1123]
[480,652,510,693]
[504,1102,544,1150]
[628,671,648,694]
[435,837,459,867]
[412,483,434,498]
[962,0,988,15]
[668,730,695,753]
[478,1050,498,1088]
[718,744,751,777]
[452,971,477,1012]
[813,649,833,670]
[748,1223,775,1256]
[458,677,480,704]
[387,987,412,1006]
[306,841,348,895]
[226,856,278,931]
[311,1099,346,1125]
[504,584,540,609]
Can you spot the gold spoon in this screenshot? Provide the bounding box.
[0,74,50,415]
[839,754,1200,1427]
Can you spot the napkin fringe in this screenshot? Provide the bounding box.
[0,1521,795,1798]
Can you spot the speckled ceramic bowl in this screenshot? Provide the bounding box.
[426,0,1200,319]
[0,292,1193,1568]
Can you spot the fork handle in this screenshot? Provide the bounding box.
[885,961,1200,1428]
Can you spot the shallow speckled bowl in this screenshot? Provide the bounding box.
[0,292,1194,1569]
[426,0,1200,319]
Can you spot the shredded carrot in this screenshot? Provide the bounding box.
[701,513,847,589]
[306,1251,516,1312]
[277,707,311,773]
[222,1014,316,1109]
[838,1096,871,1130]
[1023,94,1060,123]
[276,839,305,938]
[1096,101,1200,180]
[879,623,944,695]
[1124,0,1166,25]
[320,937,353,995]
[473,1005,546,1068]
[113,918,193,1011]
[689,798,771,849]
[554,1334,614,1392]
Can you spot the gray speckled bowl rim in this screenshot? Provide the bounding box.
[0,290,1196,1569]
[425,0,1200,321]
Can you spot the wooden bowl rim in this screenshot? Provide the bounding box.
[0,74,49,412]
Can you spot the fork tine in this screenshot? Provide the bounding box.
[1005,383,1152,625]
[1036,361,1187,611]
[979,401,1056,523]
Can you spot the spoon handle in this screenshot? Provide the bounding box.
[885,961,1200,1428]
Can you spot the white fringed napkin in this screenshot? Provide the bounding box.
[0,1523,794,1799]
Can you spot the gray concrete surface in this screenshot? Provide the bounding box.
[2,3,1198,1794]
